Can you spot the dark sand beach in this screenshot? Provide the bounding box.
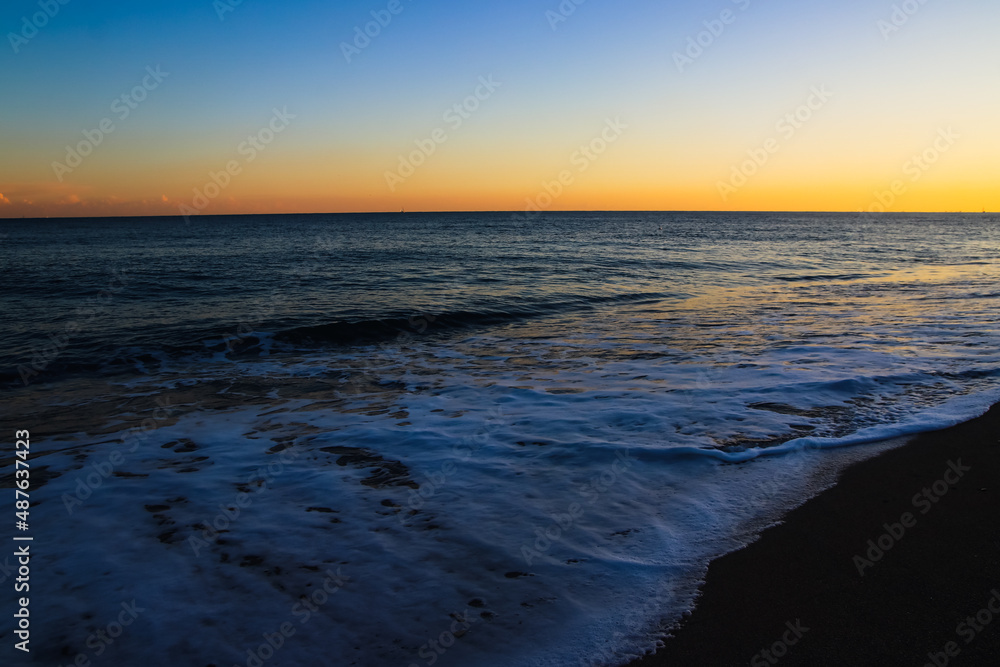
[630,403,1000,667]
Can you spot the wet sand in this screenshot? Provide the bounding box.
[628,403,1000,666]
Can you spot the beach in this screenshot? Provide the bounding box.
[629,402,1000,666]
[6,0,999,662]
[3,212,999,665]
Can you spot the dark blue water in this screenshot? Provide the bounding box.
[3,211,1000,666]
[4,211,998,386]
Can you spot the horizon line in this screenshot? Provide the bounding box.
[1,209,993,222]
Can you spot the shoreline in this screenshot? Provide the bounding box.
[627,402,1000,666]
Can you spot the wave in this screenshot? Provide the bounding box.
[773,272,879,283]
[655,386,1000,464]
[274,291,674,345]
[275,312,517,346]
[1,292,671,386]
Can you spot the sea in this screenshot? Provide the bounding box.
[2,211,999,666]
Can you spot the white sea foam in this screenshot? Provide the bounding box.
[9,262,1000,666]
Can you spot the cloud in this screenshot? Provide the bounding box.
[161,194,169,202]
[0,193,10,205]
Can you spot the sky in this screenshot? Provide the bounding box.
[1,0,998,217]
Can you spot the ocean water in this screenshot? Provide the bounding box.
[2,211,1000,666]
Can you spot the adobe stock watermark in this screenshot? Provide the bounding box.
[858,126,958,219]
[220,289,285,354]
[384,75,501,192]
[179,107,295,221]
[7,0,71,54]
[852,459,970,576]
[17,265,133,385]
[545,0,588,31]
[515,116,627,221]
[0,554,21,587]
[214,0,245,21]
[51,66,170,182]
[397,405,506,522]
[61,396,176,514]
[750,620,810,666]
[343,312,438,393]
[877,0,933,41]
[221,230,351,354]
[520,450,634,566]
[187,446,302,557]
[582,586,680,667]
[407,609,480,667]
[673,0,752,73]
[730,441,821,516]
[717,85,833,202]
[237,567,350,667]
[52,600,146,666]
[922,589,1000,667]
[340,0,414,64]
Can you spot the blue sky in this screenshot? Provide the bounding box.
[2,0,998,215]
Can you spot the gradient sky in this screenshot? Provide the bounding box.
[1,0,997,217]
